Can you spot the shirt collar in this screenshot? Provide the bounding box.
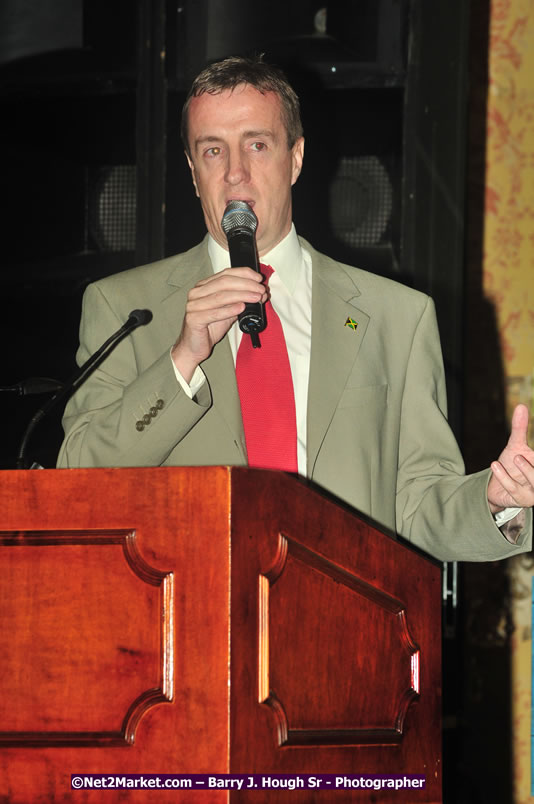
[207,224,303,295]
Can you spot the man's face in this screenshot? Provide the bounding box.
[186,85,304,256]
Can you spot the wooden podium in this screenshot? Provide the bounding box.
[0,467,441,802]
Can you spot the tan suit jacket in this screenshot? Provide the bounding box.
[58,236,532,561]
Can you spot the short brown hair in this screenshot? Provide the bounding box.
[181,55,303,156]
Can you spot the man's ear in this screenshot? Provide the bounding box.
[291,137,305,186]
[186,152,200,198]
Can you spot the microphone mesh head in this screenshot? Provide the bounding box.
[221,200,258,235]
[129,309,153,326]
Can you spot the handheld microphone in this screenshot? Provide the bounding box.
[221,200,265,348]
[16,308,153,469]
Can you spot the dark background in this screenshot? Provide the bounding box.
[0,2,517,801]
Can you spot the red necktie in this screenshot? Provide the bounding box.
[235,264,298,472]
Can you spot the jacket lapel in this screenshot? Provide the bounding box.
[161,238,246,460]
[158,236,371,473]
[304,242,370,476]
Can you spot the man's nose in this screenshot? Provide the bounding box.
[225,149,250,185]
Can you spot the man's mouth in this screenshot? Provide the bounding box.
[225,198,255,208]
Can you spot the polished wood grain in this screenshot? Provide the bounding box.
[0,467,441,803]
[0,467,231,803]
[258,533,420,745]
[0,529,172,746]
[229,470,442,803]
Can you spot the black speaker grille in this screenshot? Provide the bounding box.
[328,156,393,248]
[89,165,136,252]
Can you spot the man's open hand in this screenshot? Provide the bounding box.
[488,403,534,513]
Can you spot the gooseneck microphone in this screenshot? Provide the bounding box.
[221,200,266,349]
[0,377,64,395]
[16,308,153,469]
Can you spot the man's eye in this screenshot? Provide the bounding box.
[251,142,266,151]
[206,146,221,156]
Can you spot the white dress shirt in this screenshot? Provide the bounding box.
[175,225,312,476]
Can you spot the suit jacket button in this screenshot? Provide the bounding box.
[156,399,164,409]
[149,406,158,417]
[142,413,151,425]
[136,421,145,432]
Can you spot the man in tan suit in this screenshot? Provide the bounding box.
[58,56,534,562]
